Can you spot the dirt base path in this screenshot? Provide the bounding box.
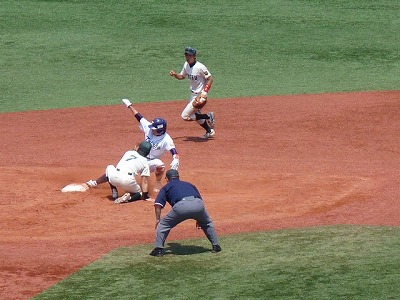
[1,91,400,299]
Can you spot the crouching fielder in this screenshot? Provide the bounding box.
[86,141,152,204]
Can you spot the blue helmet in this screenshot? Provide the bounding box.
[148,118,167,135]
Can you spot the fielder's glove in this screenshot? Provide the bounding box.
[192,95,207,109]
[122,98,132,107]
[170,155,180,170]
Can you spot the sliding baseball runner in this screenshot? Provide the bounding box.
[122,98,180,192]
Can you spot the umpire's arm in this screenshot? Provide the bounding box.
[154,204,162,229]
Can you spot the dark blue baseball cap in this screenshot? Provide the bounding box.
[166,169,179,179]
[185,47,197,56]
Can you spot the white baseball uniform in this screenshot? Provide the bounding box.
[180,61,212,121]
[106,150,150,194]
[138,117,177,172]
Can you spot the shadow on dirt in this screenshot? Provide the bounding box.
[174,136,213,143]
[165,243,211,255]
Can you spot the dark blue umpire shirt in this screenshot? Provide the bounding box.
[155,178,202,207]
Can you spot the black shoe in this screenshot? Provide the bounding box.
[149,247,165,257]
[212,245,222,253]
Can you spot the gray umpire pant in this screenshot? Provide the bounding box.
[155,197,219,248]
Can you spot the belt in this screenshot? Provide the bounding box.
[116,168,133,176]
[174,196,197,205]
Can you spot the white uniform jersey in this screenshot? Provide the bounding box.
[180,61,212,94]
[139,118,176,160]
[115,150,150,177]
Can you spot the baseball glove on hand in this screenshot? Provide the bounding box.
[192,95,207,109]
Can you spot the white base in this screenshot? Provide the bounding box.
[61,183,89,193]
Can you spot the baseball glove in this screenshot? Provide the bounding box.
[192,95,207,109]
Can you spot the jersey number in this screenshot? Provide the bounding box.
[125,154,138,161]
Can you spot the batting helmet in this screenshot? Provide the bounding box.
[137,140,152,157]
[148,118,167,135]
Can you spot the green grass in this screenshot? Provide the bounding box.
[34,226,400,299]
[4,1,400,298]
[1,0,399,112]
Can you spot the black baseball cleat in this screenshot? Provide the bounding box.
[212,245,222,253]
[149,247,165,257]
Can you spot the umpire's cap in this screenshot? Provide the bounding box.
[137,140,152,157]
[166,169,179,180]
[185,47,197,56]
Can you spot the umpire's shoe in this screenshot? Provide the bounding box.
[149,247,165,257]
[212,245,222,253]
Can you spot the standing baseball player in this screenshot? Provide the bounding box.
[86,140,152,204]
[150,169,221,257]
[121,98,180,192]
[169,47,216,139]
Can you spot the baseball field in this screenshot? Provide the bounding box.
[1,1,400,299]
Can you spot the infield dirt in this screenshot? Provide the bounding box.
[1,91,400,299]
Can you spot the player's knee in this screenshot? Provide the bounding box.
[181,113,192,121]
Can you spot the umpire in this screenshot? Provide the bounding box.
[150,169,221,257]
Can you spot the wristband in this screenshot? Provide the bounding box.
[134,113,143,122]
[142,192,149,200]
[204,84,211,93]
